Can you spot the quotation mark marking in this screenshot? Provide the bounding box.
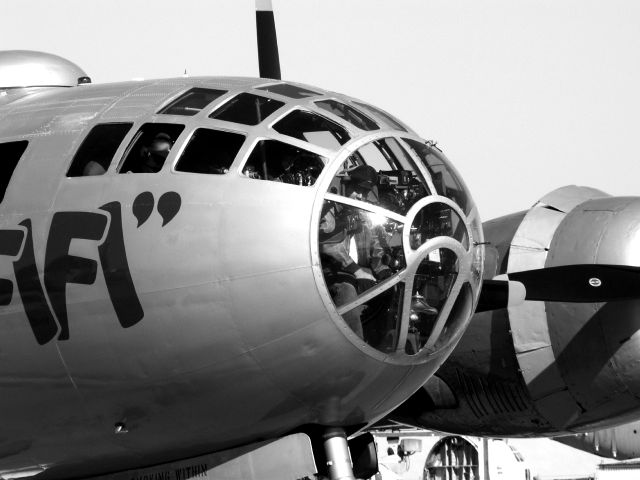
[132,191,181,227]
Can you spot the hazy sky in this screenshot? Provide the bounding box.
[3,0,639,219]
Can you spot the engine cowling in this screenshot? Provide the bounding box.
[390,185,640,436]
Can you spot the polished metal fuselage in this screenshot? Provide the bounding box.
[0,78,467,478]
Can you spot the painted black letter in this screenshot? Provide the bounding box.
[0,229,24,305]
[99,202,144,328]
[14,220,59,344]
[44,212,108,340]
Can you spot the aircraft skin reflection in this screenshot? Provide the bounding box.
[0,74,482,479]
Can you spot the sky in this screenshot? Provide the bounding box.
[2,0,640,220]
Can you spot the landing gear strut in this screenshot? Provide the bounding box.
[323,427,356,480]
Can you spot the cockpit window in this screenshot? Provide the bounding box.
[175,128,245,174]
[0,140,28,203]
[315,100,379,131]
[209,93,284,125]
[158,88,227,116]
[330,139,430,216]
[118,123,184,174]
[353,101,408,131]
[273,110,350,149]
[403,138,471,214]
[257,83,321,99]
[243,139,325,186]
[67,123,132,177]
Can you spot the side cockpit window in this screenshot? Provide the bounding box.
[209,93,284,125]
[67,123,133,177]
[0,140,28,203]
[158,88,227,116]
[119,123,184,174]
[273,110,350,149]
[175,128,245,174]
[243,139,325,186]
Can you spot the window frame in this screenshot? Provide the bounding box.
[271,108,351,149]
[0,140,28,204]
[116,123,185,174]
[66,122,134,177]
[238,137,327,186]
[314,98,379,132]
[208,92,285,126]
[171,126,248,175]
[157,87,228,116]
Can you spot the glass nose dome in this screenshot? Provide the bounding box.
[317,135,481,360]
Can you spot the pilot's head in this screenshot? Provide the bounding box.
[346,165,377,200]
[148,133,172,159]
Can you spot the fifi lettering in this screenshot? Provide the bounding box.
[0,192,181,345]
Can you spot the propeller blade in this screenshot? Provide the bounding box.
[509,264,640,302]
[255,0,281,79]
[477,264,640,312]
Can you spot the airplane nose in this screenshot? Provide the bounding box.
[314,136,484,362]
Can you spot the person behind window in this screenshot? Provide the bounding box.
[137,132,173,173]
[320,165,392,338]
[82,160,106,176]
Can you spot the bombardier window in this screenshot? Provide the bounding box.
[0,140,28,203]
[273,110,350,149]
[67,123,132,177]
[257,83,320,99]
[406,249,458,355]
[315,100,379,131]
[209,93,284,125]
[354,101,408,131]
[318,136,472,358]
[342,283,405,350]
[158,88,227,116]
[243,139,325,186]
[331,140,430,215]
[119,123,184,174]
[377,138,413,171]
[175,128,245,174]
[410,203,469,250]
[403,138,471,214]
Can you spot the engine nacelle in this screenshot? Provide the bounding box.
[391,185,640,436]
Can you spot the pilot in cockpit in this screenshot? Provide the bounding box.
[320,165,392,338]
[137,132,173,173]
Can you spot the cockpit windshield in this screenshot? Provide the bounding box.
[403,138,472,215]
[315,100,379,131]
[243,139,325,186]
[209,93,284,125]
[273,110,350,149]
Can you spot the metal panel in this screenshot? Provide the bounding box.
[534,390,581,428]
[513,345,565,400]
[88,433,317,480]
[510,206,565,253]
[538,185,608,213]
